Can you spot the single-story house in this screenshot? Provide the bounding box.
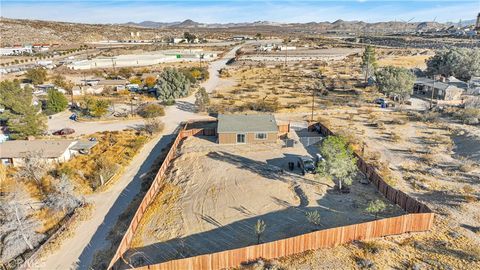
[97,79,129,91]
[217,114,279,144]
[414,77,465,101]
[71,85,104,95]
[0,139,97,167]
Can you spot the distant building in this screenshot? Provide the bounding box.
[97,79,129,91]
[414,77,465,101]
[172,38,186,44]
[71,85,104,95]
[217,114,279,144]
[0,45,32,56]
[279,46,296,51]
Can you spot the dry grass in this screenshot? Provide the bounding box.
[130,183,181,248]
[37,203,94,259]
[57,130,149,194]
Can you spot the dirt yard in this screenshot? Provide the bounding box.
[262,107,480,270]
[122,132,404,268]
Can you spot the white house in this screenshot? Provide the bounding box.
[0,45,33,56]
[0,139,97,167]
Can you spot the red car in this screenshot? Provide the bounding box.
[53,128,75,135]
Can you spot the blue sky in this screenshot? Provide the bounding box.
[1,1,479,24]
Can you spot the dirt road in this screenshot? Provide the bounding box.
[34,45,240,270]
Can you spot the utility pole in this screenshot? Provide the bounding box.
[430,75,435,109]
[311,83,315,123]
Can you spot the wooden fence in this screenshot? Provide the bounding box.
[109,121,434,270]
[133,213,433,270]
[109,120,218,269]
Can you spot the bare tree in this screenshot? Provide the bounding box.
[15,151,48,185]
[44,174,82,213]
[0,184,43,263]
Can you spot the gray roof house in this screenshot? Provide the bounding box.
[414,77,465,101]
[217,114,279,144]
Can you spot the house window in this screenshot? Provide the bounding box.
[236,133,246,143]
[255,133,267,140]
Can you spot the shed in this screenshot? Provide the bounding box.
[217,114,278,144]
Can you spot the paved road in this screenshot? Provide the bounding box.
[35,45,240,270]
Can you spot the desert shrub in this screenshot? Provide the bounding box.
[243,99,280,112]
[305,211,321,227]
[360,241,381,254]
[453,108,480,125]
[138,103,165,118]
[143,118,165,135]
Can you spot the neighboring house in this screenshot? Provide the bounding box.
[0,45,32,56]
[446,76,468,89]
[97,79,128,91]
[414,77,465,101]
[0,139,97,167]
[217,114,279,144]
[71,85,104,95]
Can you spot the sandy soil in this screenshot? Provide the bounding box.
[269,107,480,270]
[124,133,404,268]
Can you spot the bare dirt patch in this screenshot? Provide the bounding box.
[123,135,404,268]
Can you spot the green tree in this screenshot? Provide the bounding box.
[25,68,47,85]
[366,199,386,219]
[317,136,358,191]
[194,87,210,112]
[157,68,190,102]
[426,48,480,81]
[46,89,68,113]
[138,103,165,118]
[85,98,110,118]
[183,32,197,43]
[0,81,46,139]
[375,66,415,104]
[254,219,266,244]
[361,45,377,83]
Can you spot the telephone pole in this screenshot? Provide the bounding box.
[430,75,435,109]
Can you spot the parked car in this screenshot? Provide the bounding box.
[297,156,316,175]
[315,153,325,165]
[53,128,75,135]
[374,98,385,104]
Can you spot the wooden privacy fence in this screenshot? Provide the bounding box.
[109,120,218,269]
[133,213,433,270]
[109,120,434,270]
